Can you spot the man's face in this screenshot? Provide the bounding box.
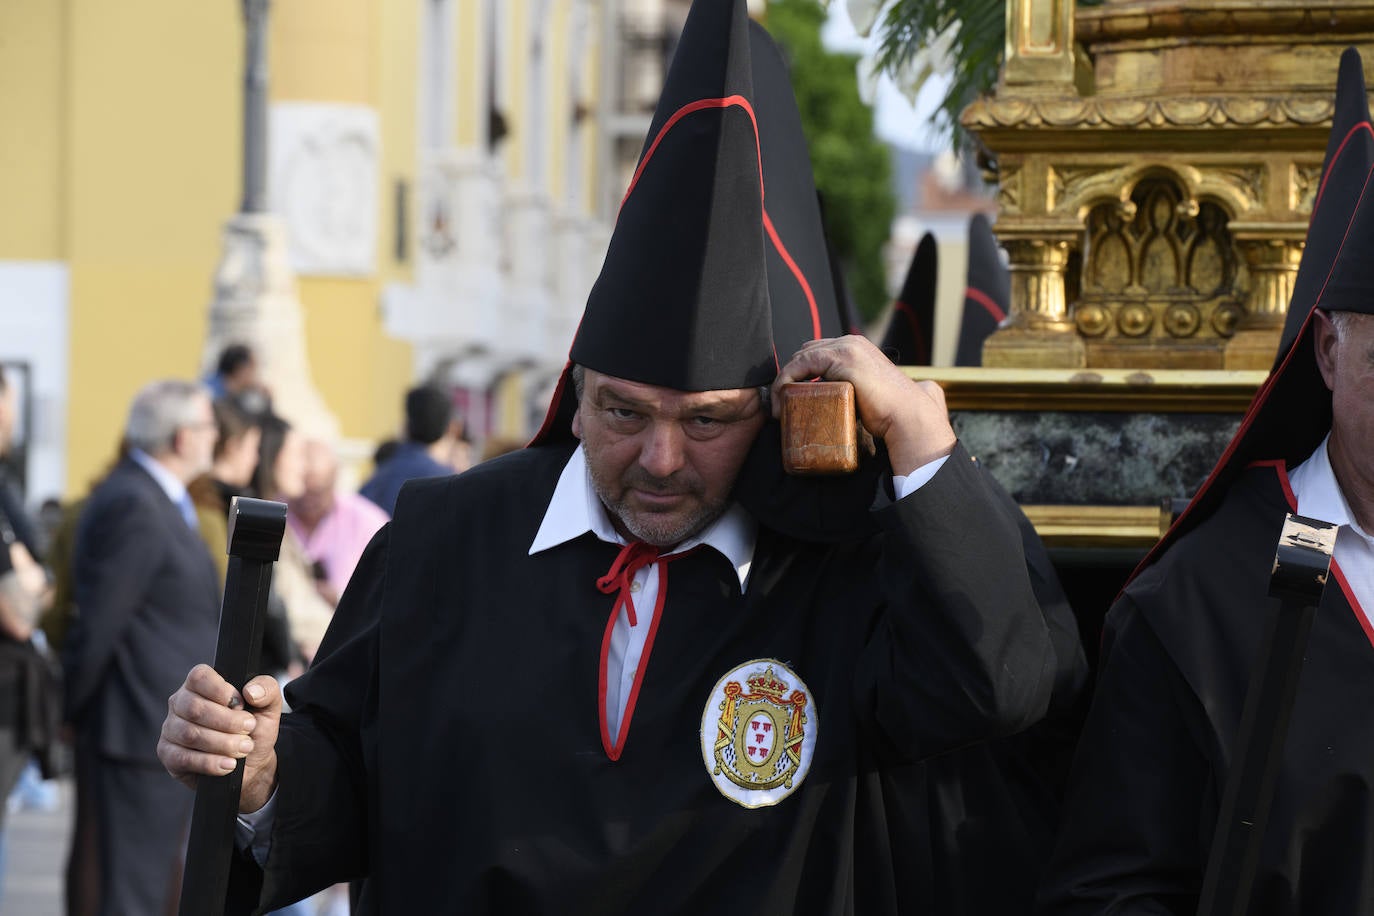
[1315,310,1374,503]
[178,394,218,480]
[273,430,309,501]
[293,440,338,522]
[572,370,767,547]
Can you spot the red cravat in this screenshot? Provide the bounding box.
[596,540,663,626]
[595,540,692,760]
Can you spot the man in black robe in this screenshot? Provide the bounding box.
[749,23,1090,913]
[157,3,1059,913]
[1039,48,1374,914]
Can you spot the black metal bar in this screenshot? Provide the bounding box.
[1197,513,1337,916]
[179,497,286,916]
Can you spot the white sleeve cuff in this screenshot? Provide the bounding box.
[892,454,950,501]
[234,788,278,867]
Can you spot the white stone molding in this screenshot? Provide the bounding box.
[549,209,596,365]
[419,0,456,150]
[501,183,555,364]
[269,102,380,277]
[204,213,341,441]
[385,147,507,357]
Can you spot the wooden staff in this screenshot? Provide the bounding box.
[179,496,287,916]
[1197,512,1337,916]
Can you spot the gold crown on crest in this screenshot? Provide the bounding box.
[747,666,788,699]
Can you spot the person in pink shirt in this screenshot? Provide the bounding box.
[286,441,389,607]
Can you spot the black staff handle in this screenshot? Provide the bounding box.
[1197,512,1337,916]
[179,497,287,916]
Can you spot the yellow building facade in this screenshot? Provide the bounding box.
[0,0,616,500]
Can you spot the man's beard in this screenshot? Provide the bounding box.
[589,468,727,548]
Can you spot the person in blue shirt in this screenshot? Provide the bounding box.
[358,385,463,515]
[204,344,262,403]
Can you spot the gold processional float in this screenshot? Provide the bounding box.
[920,0,1371,565]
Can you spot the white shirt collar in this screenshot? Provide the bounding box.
[129,448,190,507]
[1289,434,1372,539]
[529,444,756,591]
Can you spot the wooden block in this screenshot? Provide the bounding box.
[779,381,860,475]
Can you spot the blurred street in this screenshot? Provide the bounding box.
[2,777,69,916]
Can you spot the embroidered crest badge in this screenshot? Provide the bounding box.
[700,658,817,808]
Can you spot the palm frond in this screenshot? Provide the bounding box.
[868,0,1098,146]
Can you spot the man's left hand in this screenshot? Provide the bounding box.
[772,335,956,477]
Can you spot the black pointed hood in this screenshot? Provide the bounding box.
[816,192,866,336]
[881,232,938,365]
[750,18,843,358]
[732,16,893,542]
[955,213,1010,367]
[1132,46,1374,578]
[572,0,773,392]
[533,0,777,446]
[827,236,865,337]
[1274,47,1374,363]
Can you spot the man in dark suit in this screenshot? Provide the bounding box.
[64,379,220,915]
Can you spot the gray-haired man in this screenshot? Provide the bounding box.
[63,379,220,915]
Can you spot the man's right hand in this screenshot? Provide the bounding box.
[158,664,282,814]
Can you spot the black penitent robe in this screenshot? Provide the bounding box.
[229,442,1056,915]
[1039,462,1374,915]
[917,484,1089,914]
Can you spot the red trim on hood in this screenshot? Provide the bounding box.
[534,96,774,445]
[619,95,763,212]
[1314,122,1374,215]
[965,286,1006,323]
[763,208,822,341]
[1309,159,1374,312]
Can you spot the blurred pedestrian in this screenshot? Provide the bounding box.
[253,415,333,668]
[370,438,399,469]
[287,440,387,607]
[40,442,125,654]
[189,397,263,584]
[446,430,475,475]
[63,379,220,915]
[38,445,123,916]
[183,398,297,697]
[0,365,55,908]
[359,385,463,515]
[205,344,258,399]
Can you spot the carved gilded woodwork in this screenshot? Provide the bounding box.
[967,0,1374,370]
[1072,175,1248,367]
[965,95,1341,132]
[1004,0,1077,90]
